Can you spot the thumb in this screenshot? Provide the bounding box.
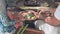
[45,17,51,23]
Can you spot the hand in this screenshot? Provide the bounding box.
[38,8,48,14]
[37,8,50,19]
[45,16,60,26]
[21,10,38,20]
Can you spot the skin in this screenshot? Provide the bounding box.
[7,10,14,20]
[44,8,60,26]
[45,16,60,26]
[7,8,60,29]
[14,10,38,29]
[21,10,38,20]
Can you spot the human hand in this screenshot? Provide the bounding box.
[45,16,60,26]
[38,8,49,14]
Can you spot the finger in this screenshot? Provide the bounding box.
[39,8,48,12]
[45,17,51,22]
